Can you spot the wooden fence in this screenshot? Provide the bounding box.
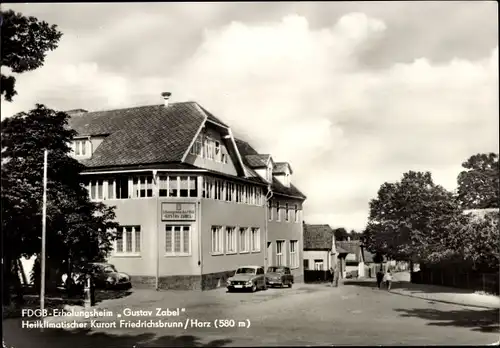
[411,268,499,295]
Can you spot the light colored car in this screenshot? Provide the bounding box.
[266,266,294,288]
[226,266,267,292]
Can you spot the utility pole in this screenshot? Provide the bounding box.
[41,150,48,321]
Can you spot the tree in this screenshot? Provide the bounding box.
[457,153,499,209]
[333,228,349,241]
[1,105,118,303]
[1,10,63,101]
[349,230,362,240]
[363,171,461,263]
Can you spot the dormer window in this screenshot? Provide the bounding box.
[267,163,273,182]
[73,139,88,156]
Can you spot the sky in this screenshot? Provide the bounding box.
[1,2,498,231]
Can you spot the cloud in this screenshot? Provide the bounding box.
[1,11,497,231]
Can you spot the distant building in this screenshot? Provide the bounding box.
[303,224,338,271]
[64,93,307,290]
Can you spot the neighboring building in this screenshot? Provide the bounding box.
[235,140,306,282]
[66,93,306,290]
[335,240,365,278]
[302,224,338,272]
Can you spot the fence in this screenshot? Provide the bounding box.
[411,268,499,295]
[304,270,331,283]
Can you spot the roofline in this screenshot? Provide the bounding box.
[271,191,307,200]
[180,109,208,162]
[81,169,208,175]
[227,128,249,178]
[206,118,229,130]
[304,248,332,251]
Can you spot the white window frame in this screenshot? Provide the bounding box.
[113,226,141,257]
[214,141,221,162]
[290,240,299,269]
[211,226,224,255]
[276,202,281,222]
[251,228,261,252]
[276,240,285,266]
[165,225,191,256]
[268,202,273,221]
[190,135,203,156]
[285,203,289,222]
[314,260,324,271]
[225,226,237,254]
[73,139,87,156]
[294,205,299,223]
[239,227,250,253]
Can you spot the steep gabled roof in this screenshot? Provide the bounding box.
[245,154,271,169]
[304,224,334,250]
[336,241,364,262]
[235,138,306,200]
[68,102,205,168]
[273,162,293,175]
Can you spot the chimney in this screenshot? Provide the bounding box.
[161,92,171,107]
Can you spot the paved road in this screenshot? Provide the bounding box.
[3,281,499,347]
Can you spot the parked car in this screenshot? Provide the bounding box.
[345,270,358,279]
[266,266,294,288]
[82,262,132,289]
[226,266,267,292]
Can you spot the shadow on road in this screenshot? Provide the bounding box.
[342,279,482,294]
[94,289,132,304]
[3,325,233,348]
[394,307,500,333]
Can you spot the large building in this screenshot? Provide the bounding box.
[67,93,306,290]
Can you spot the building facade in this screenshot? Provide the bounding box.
[67,94,306,290]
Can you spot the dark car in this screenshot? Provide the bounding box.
[83,262,132,289]
[266,266,294,288]
[226,266,267,292]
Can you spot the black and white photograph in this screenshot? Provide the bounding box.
[1,1,499,347]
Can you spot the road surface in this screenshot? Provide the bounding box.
[3,281,499,347]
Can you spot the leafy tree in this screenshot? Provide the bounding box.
[457,153,499,209]
[1,105,118,303]
[440,210,499,271]
[1,9,63,101]
[333,227,349,241]
[363,171,461,263]
[348,230,362,240]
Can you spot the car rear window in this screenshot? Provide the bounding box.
[236,268,256,274]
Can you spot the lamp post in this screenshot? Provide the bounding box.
[40,150,48,322]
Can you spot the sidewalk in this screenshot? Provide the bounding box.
[390,281,500,309]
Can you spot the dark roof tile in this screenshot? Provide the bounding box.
[304,224,334,250]
[68,102,205,168]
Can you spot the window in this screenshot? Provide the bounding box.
[226,182,235,202]
[221,152,228,164]
[89,179,104,201]
[179,177,189,197]
[159,176,198,198]
[257,267,264,275]
[114,226,141,255]
[132,176,153,198]
[285,203,289,222]
[114,176,129,199]
[226,227,236,253]
[165,225,191,256]
[239,227,249,253]
[268,202,273,221]
[314,260,324,271]
[74,140,87,156]
[294,205,299,223]
[290,240,299,269]
[205,138,215,160]
[303,259,309,270]
[211,226,223,254]
[276,202,281,222]
[276,241,285,266]
[251,228,261,252]
[215,141,221,162]
[190,135,203,156]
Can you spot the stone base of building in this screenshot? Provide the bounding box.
[130,270,236,291]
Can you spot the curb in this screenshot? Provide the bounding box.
[389,289,500,310]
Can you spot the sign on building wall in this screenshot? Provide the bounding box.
[161,203,196,221]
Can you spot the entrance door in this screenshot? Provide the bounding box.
[266,242,272,268]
